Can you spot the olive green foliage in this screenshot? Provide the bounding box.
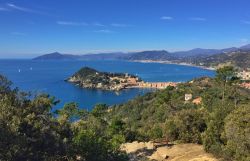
[0,75,128,161]
[223,106,250,161]
[165,108,207,143]
[215,66,236,83]
[91,103,109,118]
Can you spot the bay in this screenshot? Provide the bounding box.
[0,60,215,110]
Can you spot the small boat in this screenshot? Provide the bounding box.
[115,91,120,96]
[18,69,21,73]
[30,67,33,70]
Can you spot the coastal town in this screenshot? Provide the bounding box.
[108,74,178,90]
[137,82,177,89]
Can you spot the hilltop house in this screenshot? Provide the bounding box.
[192,97,202,105]
[138,82,177,89]
[240,82,250,89]
[238,70,250,80]
[185,94,192,101]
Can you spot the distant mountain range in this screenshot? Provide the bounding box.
[33,52,129,60]
[33,44,250,69]
[33,52,78,60]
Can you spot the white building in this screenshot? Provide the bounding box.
[238,70,250,80]
[185,94,193,101]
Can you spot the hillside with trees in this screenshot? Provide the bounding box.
[0,66,249,161]
[0,75,128,161]
[106,66,250,160]
[190,50,250,69]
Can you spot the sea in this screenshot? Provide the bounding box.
[0,60,215,110]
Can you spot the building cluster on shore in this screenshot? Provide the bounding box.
[111,75,178,90]
[137,82,177,89]
[108,75,141,90]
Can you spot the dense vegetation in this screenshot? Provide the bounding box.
[0,66,249,161]
[0,75,128,161]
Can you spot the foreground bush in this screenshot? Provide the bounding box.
[165,108,207,143]
[0,75,128,161]
[223,106,250,161]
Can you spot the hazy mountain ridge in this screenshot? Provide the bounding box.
[33,44,250,68]
[33,52,130,60]
[125,50,175,61]
[33,52,80,60]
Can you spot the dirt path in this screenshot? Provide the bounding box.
[121,141,218,161]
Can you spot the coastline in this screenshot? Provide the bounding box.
[129,60,216,71]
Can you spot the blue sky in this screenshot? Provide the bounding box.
[0,0,250,58]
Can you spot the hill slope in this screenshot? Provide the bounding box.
[192,50,250,68]
[125,50,175,61]
[107,74,250,160]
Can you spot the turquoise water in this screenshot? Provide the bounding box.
[0,60,215,110]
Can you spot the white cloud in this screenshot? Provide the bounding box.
[188,17,206,21]
[57,21,88,26]
[6,3,50,16]
[57,21,133,28]
[111,23,132,27]
[161,16,173,20]
[93,22,106,27]
[241,20,250,24]
[7,3,35,12]
[11,32,26,36]
[0,7,8,11]
[94,29,114,33]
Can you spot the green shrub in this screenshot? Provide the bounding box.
[222,106,250,161]
[165,109,207,143]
